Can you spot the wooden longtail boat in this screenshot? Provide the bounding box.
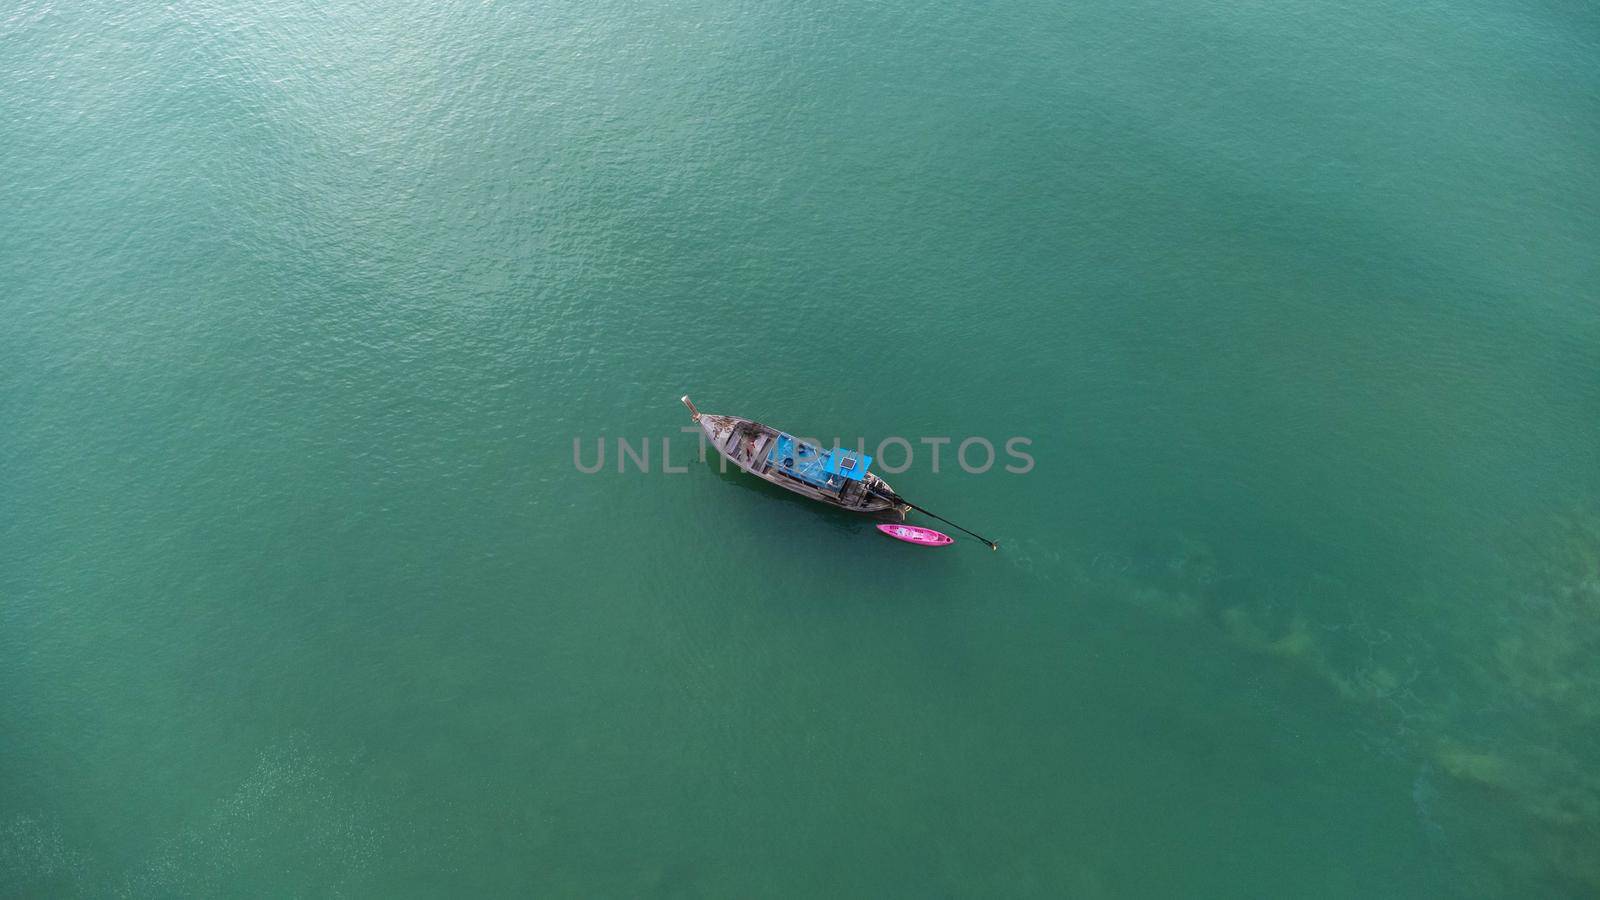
[681,396,909,517]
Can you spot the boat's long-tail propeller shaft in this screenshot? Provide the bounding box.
[872,489,998,550]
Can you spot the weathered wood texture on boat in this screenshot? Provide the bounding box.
[683,397,907,517]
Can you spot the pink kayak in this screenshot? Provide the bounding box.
[877,523,954,546]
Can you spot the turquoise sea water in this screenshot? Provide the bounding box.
[4,0,1598,895]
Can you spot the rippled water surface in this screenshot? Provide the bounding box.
[4,0,1598,895]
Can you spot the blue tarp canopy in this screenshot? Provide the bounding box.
[767,434,871,487]
[823,448,871,481]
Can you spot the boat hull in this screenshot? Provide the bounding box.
[692,410,907,516]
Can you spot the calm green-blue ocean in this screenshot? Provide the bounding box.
[4,0,1597,895]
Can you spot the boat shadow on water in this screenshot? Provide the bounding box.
[701,460,907,538]
[699,461,966,590]
[700,458,934,550]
